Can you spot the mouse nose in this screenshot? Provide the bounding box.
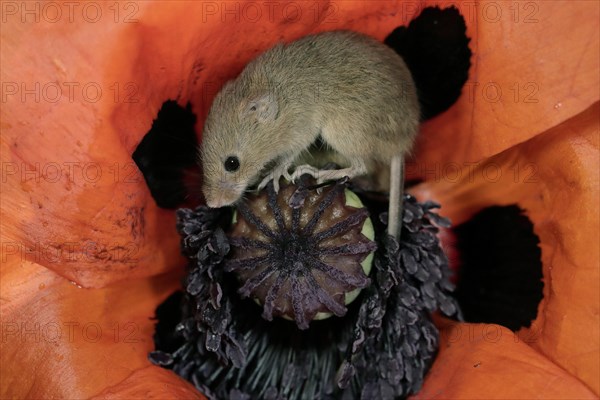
[205,190,235,208]
[203,184,224,208]
[206,198,224,208]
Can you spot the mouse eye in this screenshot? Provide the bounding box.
[224,156,240,172]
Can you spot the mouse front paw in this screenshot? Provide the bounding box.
[257,174,275,193]
[257,163,293,193]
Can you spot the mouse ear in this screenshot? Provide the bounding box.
[243,93,279,122]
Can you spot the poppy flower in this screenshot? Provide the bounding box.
[1,1,598,399]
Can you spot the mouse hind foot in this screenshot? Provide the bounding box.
[290,161,368,185]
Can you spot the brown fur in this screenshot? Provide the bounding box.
[201,30,419,208]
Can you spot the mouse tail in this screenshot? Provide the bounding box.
[384,6,472,121]
[387,154,405,239]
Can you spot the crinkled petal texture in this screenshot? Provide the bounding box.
[413,102,600,397]
[0,0,598,399]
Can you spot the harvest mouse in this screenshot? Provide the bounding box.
[200,30,420,238]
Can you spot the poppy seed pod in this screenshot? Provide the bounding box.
[227,179,376,328]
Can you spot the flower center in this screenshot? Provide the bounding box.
[225,179,376,329]
[278,235,312,267]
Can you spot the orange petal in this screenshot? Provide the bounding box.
[0,258,191,398]
[413,102,600,393]
[412,1,599,179]
[4,1,597,287]
[415,318,597,399]
[91,366,204,399]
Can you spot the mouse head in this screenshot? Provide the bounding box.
[201,83,280,208]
